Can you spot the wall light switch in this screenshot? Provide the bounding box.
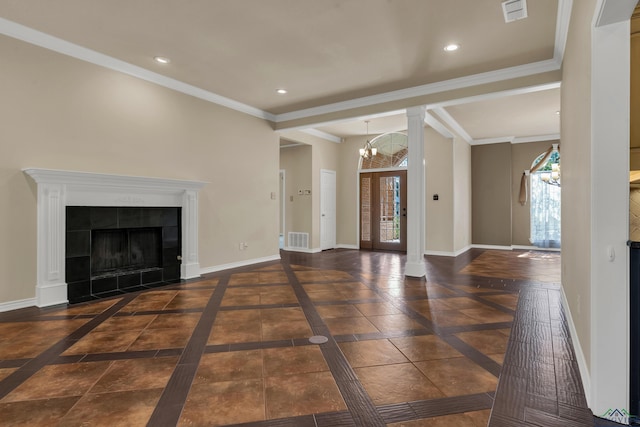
[270,192,276,200]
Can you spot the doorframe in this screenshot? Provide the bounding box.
[320,169,337,250]
[355,166,409,249]
[279,169,285,249]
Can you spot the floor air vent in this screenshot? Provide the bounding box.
[288,232,309,249]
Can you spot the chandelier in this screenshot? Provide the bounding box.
[540,143,560,186]
[359,120,377,158]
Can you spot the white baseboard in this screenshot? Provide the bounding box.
[470,244,561,252]
[560,285,592,407]
[336,244,359,250]
[470,244,514,251]
[512,244,561,252]
[282,247,322,253]
[425,250,456,257]
[199,254,281,275]
[0,297,37,313]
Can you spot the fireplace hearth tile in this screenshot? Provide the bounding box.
[163,248,180,266]
[65,206,184,303]
[90,207,118,229]
[163,227,179,248]
[118,273,141,289]
[92,277,117,294]
[68,281,91,303]
[142,269,163,285]
[66,257,90,283]
[118,208,143,228]
[66,231,90,257]
[164,265,180,282]
[66,207,91,231]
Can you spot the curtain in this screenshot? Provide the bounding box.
[530,172,561,248]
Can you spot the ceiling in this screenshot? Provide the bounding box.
[0,0,564,142]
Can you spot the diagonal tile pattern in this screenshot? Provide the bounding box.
[0,249,594,426]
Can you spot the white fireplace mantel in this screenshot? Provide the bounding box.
[24,168,208,307]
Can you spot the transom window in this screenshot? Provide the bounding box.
[359,132,408,170]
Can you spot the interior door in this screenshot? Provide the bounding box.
[360,170,407,251]
[320,169,336,250]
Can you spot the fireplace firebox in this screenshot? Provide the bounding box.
[65,206,181,303]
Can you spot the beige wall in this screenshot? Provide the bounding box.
[453,137,472,252]
[0,35,280,304]
[561,0,595,371]
[471,143,512,245]
[425,128,454,253]
[511,140,559,246]
[278,131,339,250]
[279,144,312,240]
[336,127,459,253]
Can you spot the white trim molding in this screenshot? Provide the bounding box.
[199,254,281,275]
[0,298,38,313]
[23,168,207,307]
[560,285,592,407]
[0,18,275,122]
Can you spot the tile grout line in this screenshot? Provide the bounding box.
[146,275,230,427]
[0,293,137,400]
[282,262,387,427]
[354,271,504,378]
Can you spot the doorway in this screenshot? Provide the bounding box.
[359,170,407,251]
[320,169,337,250]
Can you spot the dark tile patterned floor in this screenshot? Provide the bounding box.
[0,248,596,426]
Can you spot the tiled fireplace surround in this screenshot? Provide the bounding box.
[23,168,207,307]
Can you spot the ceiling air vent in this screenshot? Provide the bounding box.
[502,0,528,23]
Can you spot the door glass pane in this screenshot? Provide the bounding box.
[379,176,400,243]
[361,177,371,241]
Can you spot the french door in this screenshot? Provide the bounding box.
[359,170,407,251]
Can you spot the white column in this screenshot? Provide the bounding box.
[36,183,68,306]
[405,106,426,277]
[181,189,201,279]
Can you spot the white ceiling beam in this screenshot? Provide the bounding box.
[299,128,343,144]
[594,0,638,27]
[431,108,472,144]
[275,59,559,124]
[424,111,454,139]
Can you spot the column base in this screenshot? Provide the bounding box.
[404,261,426,278]
[36,282,68,307]
[181,262,201,280]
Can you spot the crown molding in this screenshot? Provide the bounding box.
[469,133,561,145]
[0,18,276,122]
[554,0,573,64]
[1,0,567,128]
[299,128,343,144]
[513,133,561,144]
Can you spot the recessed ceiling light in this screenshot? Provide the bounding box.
[276,89,288,94]
[154,56,170,64]
[444,44,460,52]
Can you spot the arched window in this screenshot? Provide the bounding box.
[530,147,561,248]
[359,132,408,170]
